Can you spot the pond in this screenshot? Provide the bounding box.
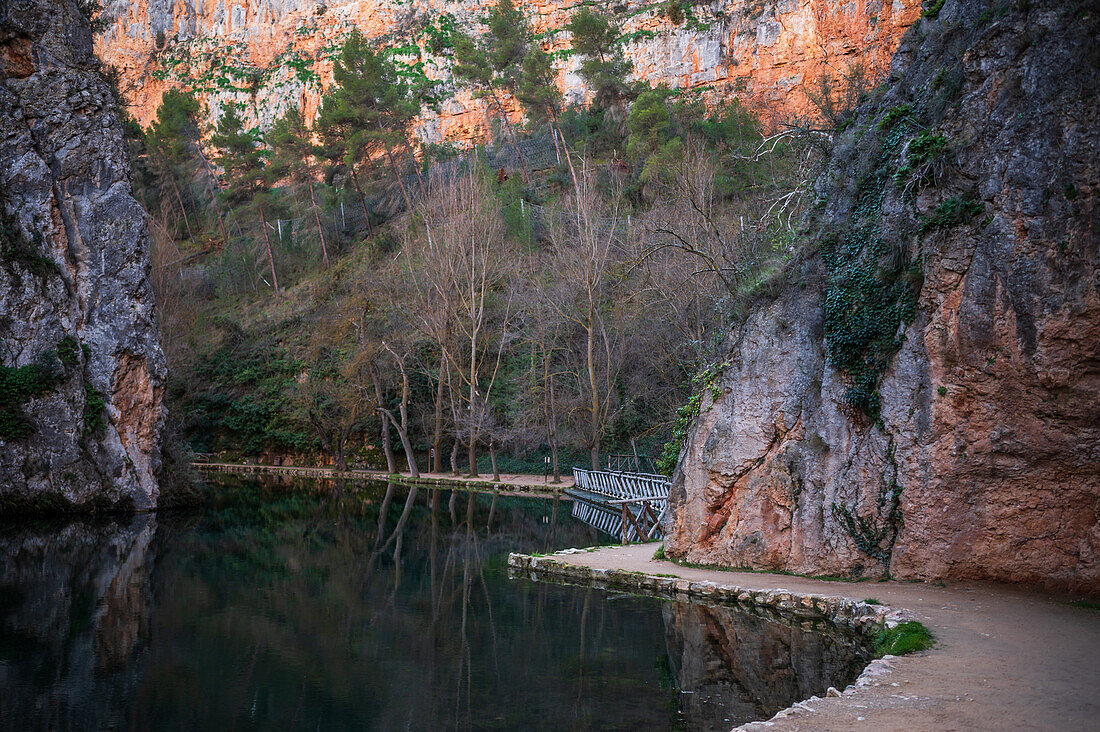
[0,476,871,731]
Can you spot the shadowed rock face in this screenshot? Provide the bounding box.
[667,0,1100,592]
[0,0,166,508]
[0,515,155,731]
[662,602,869,730]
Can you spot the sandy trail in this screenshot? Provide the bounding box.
[549,543,1100,732]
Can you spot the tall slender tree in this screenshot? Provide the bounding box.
[211,105,281,292]
[267,105,331,268]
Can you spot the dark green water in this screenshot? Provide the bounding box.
[0,476,870,731]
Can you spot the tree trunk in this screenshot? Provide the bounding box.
[450,441,459,477]
[195,150,229,251]
[467,438,478,478]
[372,368,397,473]
[384,140,415,214]
[488,87,529,183]
[381,409,419,478]
[545,354,561,484]
[167,175,195,243]
[349,167,373,237]
[308,179,330,268]
[591,444,600,472]
[257,205,280,292]
[489,441,500,482]
[432,350,446,473]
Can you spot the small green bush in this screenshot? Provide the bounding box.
[922,0,946,20]
[919,195,984,232]
[83,384,107,433]
[874,620,934,656]
[57,337,80,368]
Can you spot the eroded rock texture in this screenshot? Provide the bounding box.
[94,0,920,138]
[0,0,166,509]
[667,0,1100,592]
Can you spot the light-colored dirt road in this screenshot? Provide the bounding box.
[552,543,1100,732]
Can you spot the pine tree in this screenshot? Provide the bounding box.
[267,106,330,268]
[317,29,420,213]
[566,8,633,108]
[211,106,280,292]
[146,89,229,249]
[453,0,533,180]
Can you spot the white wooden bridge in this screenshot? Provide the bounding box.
[567,468,671,543]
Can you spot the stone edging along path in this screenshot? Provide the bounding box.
[192,462,569,497]
[507,550,919,730]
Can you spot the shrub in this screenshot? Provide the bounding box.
[874,621,934,656]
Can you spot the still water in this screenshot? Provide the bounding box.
[0,476,870,731]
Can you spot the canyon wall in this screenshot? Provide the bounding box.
[95,0,920,138]
[0,0,167,509]
[666,0,1100,592]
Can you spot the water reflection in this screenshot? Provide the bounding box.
[0,477,868,730]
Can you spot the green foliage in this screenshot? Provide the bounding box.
[517,45,562,123]
[83,384,107,433]
[317,29,420,180]
[874,621,933,656]
[423,13,457,54]
[823,115,922,418]
[566,8,633,107]
[864,598,882,605]
[878,104,913,130]
[896,131,948,181]
[656,362,724,476]
[918,195,983,232]
[1,214,57,277]
[183,344,314,454]
[0,361,59,439]
[57,337,80,368]
[922,0,946,20]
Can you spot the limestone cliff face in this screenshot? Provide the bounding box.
[95,0,919,137]
[666,0,1100,592]
[0,0,167,509]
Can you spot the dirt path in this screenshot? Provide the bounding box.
[550,543,1100,732]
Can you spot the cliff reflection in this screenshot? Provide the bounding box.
[0,514,155,730]
[662,601,871,730]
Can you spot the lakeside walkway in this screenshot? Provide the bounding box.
[192,462,572,496]
[540,543,1100,732]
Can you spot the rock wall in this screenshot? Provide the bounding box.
[666,0,1100,592]
[94,0,920,137]
[0,0,167,509]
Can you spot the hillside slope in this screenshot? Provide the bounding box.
[666,0,1100,592]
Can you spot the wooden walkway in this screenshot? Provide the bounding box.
[191,462,571,496]
[567,468,670,543]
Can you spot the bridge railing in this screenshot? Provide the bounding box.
[572,468,670,501]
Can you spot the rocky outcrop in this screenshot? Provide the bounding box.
[95,0,920,137]
[666,0,1100,592]
[0,0,167,509]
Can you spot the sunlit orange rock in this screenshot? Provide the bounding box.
[94,0,920,139]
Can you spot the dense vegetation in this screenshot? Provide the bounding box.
[123,0,842,477]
